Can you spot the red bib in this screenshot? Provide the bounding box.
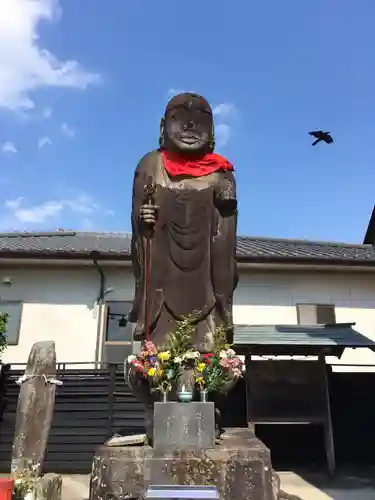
[161,150,233,177]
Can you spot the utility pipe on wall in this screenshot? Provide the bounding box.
[93,258,106,368]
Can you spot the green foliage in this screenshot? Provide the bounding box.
[167,313,197,358]
[13,460,39,498]
[0,312,8,360]
[202,359,232,392]
[153,314,198,393]
[212,325,232,356]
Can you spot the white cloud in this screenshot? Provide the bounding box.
[213,103,237,149]
[4,193,113,227]
[5,196,61,223]
[2,141,18,154]
[215,124,231,148]
[166,88,186,100]
[61,122,75,138]
[213,102,237,119]
[0,0,101,112]
[42,107,52,119]
[37,136,51,149]
[5,198,23,210]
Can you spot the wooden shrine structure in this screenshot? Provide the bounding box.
[233,322,375,475]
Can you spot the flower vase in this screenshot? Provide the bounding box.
[160,390,168,403]
[200,389,208,402]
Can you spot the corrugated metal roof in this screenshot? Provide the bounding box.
[0,231,374,264]
[233,323,375,355]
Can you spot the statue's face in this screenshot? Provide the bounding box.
[163,94,213,154]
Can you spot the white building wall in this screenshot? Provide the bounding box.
[235,270,375,371]
[0,264,134,365]
[0,264,374,370]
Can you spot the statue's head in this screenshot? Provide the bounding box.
[160,93,215,155]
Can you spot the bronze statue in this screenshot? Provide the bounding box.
[129,93,238,346]
[127,92,238,440]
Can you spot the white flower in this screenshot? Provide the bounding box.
[127,355,136,363]
[174,356,182,364]
[226,348,236,357]
[183,351,200,359]
[219,350,227,359]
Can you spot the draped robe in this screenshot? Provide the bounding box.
[129,150,238,352]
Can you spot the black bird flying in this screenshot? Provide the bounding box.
[309,130,333,146]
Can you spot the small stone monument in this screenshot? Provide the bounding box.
[11,341,62,500]
[152,402,215,450]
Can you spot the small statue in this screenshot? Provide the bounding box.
[126,93,238,441]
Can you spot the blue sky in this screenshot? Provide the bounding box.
[1,0,374,243]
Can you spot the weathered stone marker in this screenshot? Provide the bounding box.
[11,341,60,479]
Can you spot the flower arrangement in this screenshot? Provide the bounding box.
[127,316,243,395]
[127,315,199,393]
[194,326,243,393]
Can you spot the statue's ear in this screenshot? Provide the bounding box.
[159,118,165,148]
[209,121,215,152]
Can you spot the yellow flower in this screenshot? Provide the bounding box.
[148,367,156,376]
[157,351,171,361]
[195,376,204,386]
[197,363,206,372]
[156,368,164,377]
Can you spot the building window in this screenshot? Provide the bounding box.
[104,301,133,342]
[0,301,23,345]
[296,304,336,325]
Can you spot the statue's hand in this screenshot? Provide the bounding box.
[139,204,158,226]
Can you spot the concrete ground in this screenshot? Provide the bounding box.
[278,470,375,500]
[61,470,375,500]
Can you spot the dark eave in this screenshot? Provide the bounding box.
[364,205,375,245]
[0,231,374,265]
[233,323,375,357]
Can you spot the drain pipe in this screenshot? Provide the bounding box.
[93,259,105,369]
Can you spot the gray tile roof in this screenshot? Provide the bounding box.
[0,232,131,258]
[0,231,374,265]
[233,323,375,356]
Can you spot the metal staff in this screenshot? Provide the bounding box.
[143,176,156,342]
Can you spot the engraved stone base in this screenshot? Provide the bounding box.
[89,428,279,500]
[153,402,215,450]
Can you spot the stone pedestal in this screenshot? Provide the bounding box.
[90,428,279,500]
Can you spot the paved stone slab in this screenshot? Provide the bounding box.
[153,402,215,450]
[57,470,375,500]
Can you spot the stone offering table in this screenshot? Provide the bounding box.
[90,427,278,500]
